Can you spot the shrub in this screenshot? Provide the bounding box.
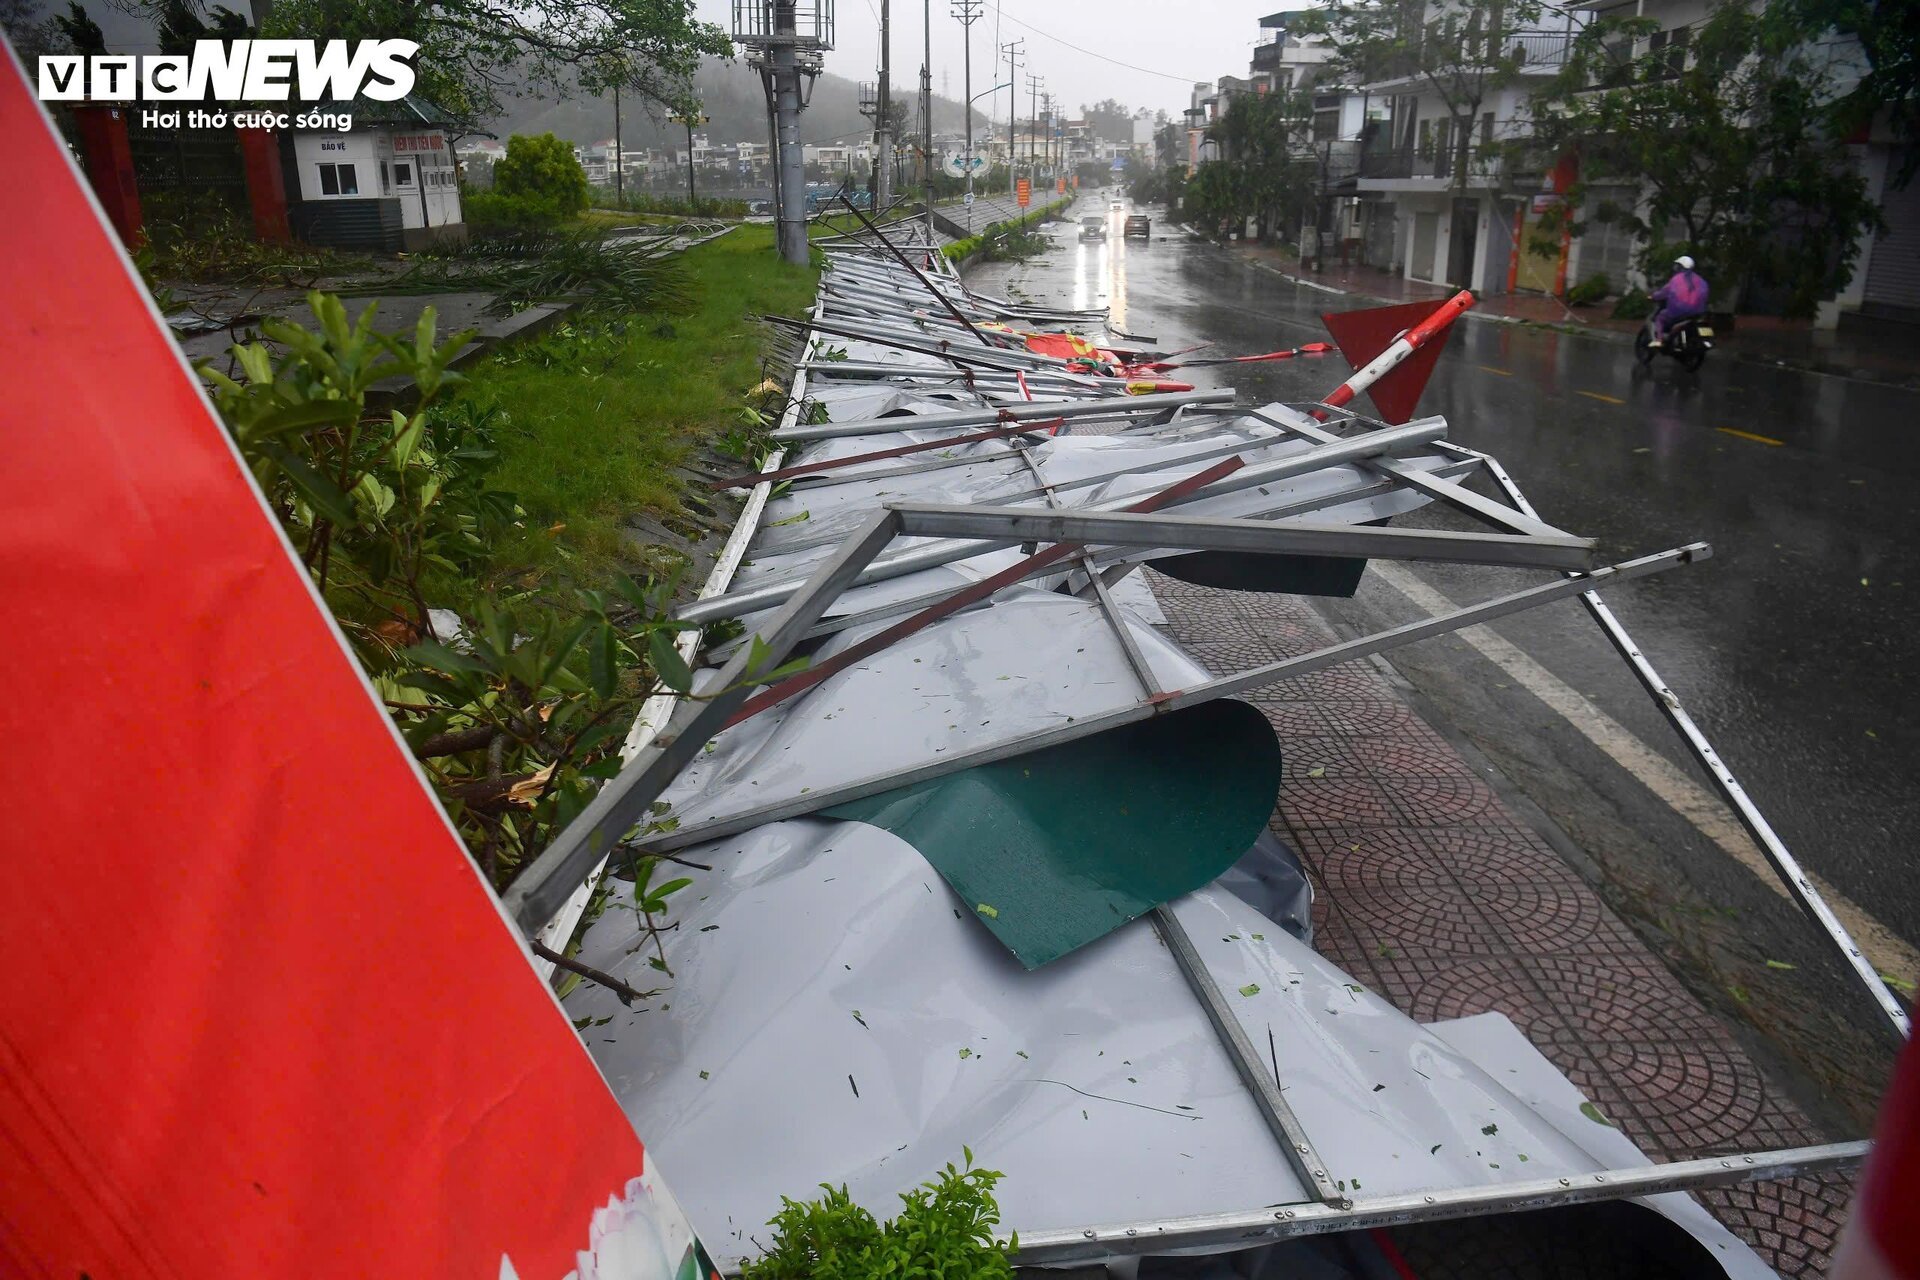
[492,133,590,219]
[741,1151,1014,1280]
[463,187,572,231]
[1611,287,1655,320]
[1565,272,1610,307]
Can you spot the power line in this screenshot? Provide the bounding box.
[993,6,1203,84]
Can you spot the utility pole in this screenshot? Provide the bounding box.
[613,83,623,202]
[876,0,891,209]
[1001,39,1023,201]
[952,0,982,230]
[1026,73,1043,182]
[920,0,933,214]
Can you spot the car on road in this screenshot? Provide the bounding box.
[1078,216,1107,242]
[1123,214,1151,241]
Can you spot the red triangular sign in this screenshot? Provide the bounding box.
[1320,298,1456,424]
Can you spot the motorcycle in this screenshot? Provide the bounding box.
[1635,314,1713,371]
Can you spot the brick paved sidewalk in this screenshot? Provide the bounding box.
[1145,568,1853,1277]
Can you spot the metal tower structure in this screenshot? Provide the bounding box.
[735,0,835,264]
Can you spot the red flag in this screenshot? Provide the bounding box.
[0,42,702,1280]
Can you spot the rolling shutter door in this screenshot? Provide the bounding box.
[1864,149,1920,318]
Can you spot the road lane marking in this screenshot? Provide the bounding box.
[1576,390,1625,405]
[1478,365,1513,376]
[1368,561,1920,984]
[1717,427,1785,447]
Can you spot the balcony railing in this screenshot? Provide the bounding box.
[1353,144,1504,183]
[1497,30,1574,70]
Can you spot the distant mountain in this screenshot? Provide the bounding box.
[485,57,990,150]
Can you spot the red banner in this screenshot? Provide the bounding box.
[1016,177,1031,208]
[0,41,705,1280]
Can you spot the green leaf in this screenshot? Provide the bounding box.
[257,441,356,525]
[1238,983,1260,997]
[245,397,357,441]
[588,622,622,700]
[649,629,693,694]
[391,410,427,467]
[407,638,490,674]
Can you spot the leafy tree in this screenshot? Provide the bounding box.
[153,0,247,56]
[1776,0,1920,187]
[1291,0,1552,187]
[1206,87,1318,239]
[1526,3,1881,314]
[203,0,733,124]
[53,0,104,53]
[0,0,67,59]
[493,132,591,219]
[1079,98,1135,144]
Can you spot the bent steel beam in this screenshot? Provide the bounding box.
[888,505,1597,572]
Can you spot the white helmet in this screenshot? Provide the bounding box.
[1675,254,1695,270]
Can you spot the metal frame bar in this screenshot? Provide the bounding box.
[707,419,1058,491]
[1151,906,1346,1206]
[772,389,1233,442]
[1460,445,1912,1041]
[889,505,1598,572]
[1009,1141,1870,1265]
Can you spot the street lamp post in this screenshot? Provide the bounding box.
[671,109,710,209]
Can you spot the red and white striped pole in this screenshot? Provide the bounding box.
[1321,289,1475,411]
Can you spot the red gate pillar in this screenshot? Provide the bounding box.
[238,128,291,243]
[70,104,142,248]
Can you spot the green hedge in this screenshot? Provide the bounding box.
[943,198,1075,263]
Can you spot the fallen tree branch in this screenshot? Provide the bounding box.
[529,940,654,1007]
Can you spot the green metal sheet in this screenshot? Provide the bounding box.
[826,700,1283,968]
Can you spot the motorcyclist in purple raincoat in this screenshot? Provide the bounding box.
[1650,255,1709,342]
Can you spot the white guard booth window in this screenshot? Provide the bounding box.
[293,133,380,201]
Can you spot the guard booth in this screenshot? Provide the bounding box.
[284,98,469,252]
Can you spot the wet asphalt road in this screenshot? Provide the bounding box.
[969,205,1919,1109]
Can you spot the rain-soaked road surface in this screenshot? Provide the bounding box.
[968,204,1917,1114]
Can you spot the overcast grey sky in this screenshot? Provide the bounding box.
[691,0,1267,119]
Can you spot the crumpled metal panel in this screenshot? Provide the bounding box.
[564,820,1693,1268]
